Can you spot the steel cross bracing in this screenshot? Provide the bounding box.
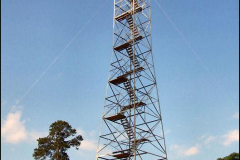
[96,0,168,159]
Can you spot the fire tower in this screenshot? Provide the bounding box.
[96,0,168,159]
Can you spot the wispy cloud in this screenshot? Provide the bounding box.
[204,136,217,145]
[185,147,200,156]
[223,129,239,146]
[198,129,239,147]
[170,128,239,159]
[170,145,200,157]
[165,129,171,135]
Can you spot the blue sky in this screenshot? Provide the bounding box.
[1,0,239,160]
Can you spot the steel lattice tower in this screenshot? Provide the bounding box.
[96,0,168,159]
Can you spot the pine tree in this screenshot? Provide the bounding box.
[217,153,239,160]
[33,120,83,160]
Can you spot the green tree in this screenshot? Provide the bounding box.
[33,120,83,160]
[217,153,239,160]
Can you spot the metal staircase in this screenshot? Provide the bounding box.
[110,1,144,158]
[127,16,139,37]
[112,0,142,159]
[126,46,140,68]
[121,118,134,140]
[124,80,138,103]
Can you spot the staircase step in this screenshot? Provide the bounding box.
[114,36,143,51]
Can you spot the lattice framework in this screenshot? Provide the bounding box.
[96,0,168,159]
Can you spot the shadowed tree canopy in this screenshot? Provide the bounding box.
[33,120,83,160]
[217,153,239,160]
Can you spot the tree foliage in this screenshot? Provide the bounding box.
[33,120,83,160]
[217,153,239,160]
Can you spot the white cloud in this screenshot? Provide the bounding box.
[77,129,98,152]
[223,129,239,146]
[1,111,27,144]
[80,140,98,151]
[199,130,239,147]
[1,108,47,144]
[185,147,199,156]
[170,145,200,157]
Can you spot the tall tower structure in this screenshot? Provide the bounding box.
[96,0,168,159]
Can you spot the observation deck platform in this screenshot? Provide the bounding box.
[105,102,146,122]
[109,67,144,85]
[109,76,128,85]
[114,36,143,51]
[105,114,126,122]
[121,102,146,112]
[115,6,143,21]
